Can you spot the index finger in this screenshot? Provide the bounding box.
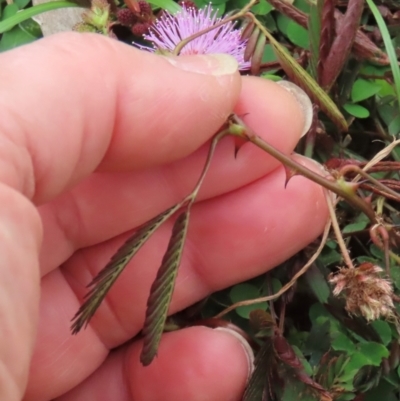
[0,32,241,204]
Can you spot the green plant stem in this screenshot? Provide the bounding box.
[341,165,400,201]
[188,130,229,200]
[366,0,400,110]
[214,219,331,318]
[325,191,355,269]
[229,116,377,224]
[0,1,83,33]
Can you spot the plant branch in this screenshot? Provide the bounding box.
[325,191,355,269]
[229,115,377,224]
[214,219,331,318]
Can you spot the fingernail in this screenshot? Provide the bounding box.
[276,80,313,137]
[295,153,329,175]
[163,54,239,76]
[215,327,255,380]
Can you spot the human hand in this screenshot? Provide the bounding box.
[0,33,328,401]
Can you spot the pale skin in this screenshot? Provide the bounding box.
[0,32,329,401]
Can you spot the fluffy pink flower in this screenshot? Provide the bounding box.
[140,4,250,70]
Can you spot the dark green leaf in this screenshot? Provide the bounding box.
[276,13,291,36]
[15,0,31,9]
[140,209,190,365]
[358,342,389,366]
[252,0,273,15]
[71,203,180,335]
[229,283,268,318]
[388,114,400,135]
[339,352,371,382]
[287,20,309,49]
[305,263,330,303]
[319,246,342,266]
[0,25,36,51]
[390,266,400,290]
[19,18,43,38]
[371,320,392,346]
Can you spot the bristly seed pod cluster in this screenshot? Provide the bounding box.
[329,262,398,323]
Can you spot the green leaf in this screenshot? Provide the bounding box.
[390,266,400,290]
[1,3,19,20]
[19,18,42,38]
[287,20,309,49]
[0,25,36,51]
[342,220,368,234]
[0,1,82,33]
[252,0,273,15]
[388,114,400,135]
[71,203,181,335]
[337,394,356,401]
[229,283,268,318]
[149,0,181,12]
[261,73,281,81]
[319,246,342,266]
[351,79,381,103]
[209,0,228,4]
[340,351,371,382]
[276,13,291,36]
[15,0,31,9]
[140,209,191,366]
[292,344,313,375]
[358,342,389,366]
[261,43,278,63]
[332,332,355,353]
[294,0,310,13]
[371,320,392,345]
[343,103,370,118]
[305,263,330,303]
[377,79,395,97]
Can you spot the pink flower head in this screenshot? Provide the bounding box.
[140,4,250,70]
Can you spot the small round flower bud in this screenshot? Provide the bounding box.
[138,0,152,15]
[117,8,136,25]
[131,22,151,36]
[73,22,98,33]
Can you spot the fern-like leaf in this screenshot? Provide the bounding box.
[243,338,276,401]
[140,208,190,366]
[71,203,181,334]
